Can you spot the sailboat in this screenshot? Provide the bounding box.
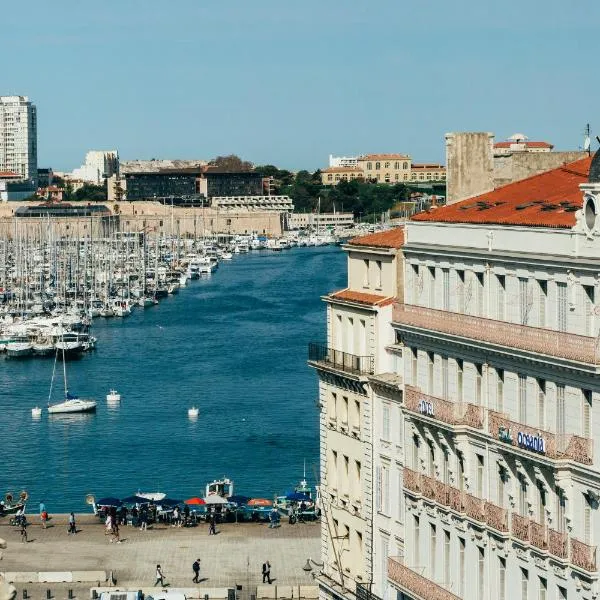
[47,338,96,415]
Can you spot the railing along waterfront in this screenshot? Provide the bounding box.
[488,410,593,465]
[393,303,599,364]
[308,342,374,375]
[388,556,461,600]
[402,468,597,571]
[404,385,484,429]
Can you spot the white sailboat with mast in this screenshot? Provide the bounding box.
[47,338,96,414]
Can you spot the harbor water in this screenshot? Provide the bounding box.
[0,246,345,511]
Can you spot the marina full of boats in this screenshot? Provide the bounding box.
[0,224,350,360]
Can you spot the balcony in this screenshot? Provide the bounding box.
[393,303,599,365]
[488,410,593,465]
[308,342,374,376]
[404,385,484,429]
[484,501,509,533]
[571,538,598,572]
[388,556,461,600]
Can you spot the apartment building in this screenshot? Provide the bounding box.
[388,154,600,600]
[409,164,446,183]
[309,228,405,600]
[0,96,37,185]
[357,155,412,184]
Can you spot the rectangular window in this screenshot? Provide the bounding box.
[538,577,547,600]
[538,280,547,327]
[375,465,382,512]
[476,272,484,315]
[584,284,594,336]
[537,379,546,429]
[499,557,506,600]
[443,530,450,586]
[498,468,505,507]
[556,486,566,533]
[364,259,370,288]
[411,264,419,302]
[428,442,435,477]
[457,270,465,312]
[497,368,504,412]
[521,568,529,600]
[414,516,420,566]
[441,356,448,399]
[376,260,382,289]
[343,396,349,424]
[430,524,437,578]
[538,483,546,525]
[584,494,592,544]
[428,266,436,308]
[557,282,567,332]
[519,374,527,423]
[519,474,527,516]
[412,348,418,384]
[412,436,419,470]
[497,275,506,320]
[457,359,464,401]
[443,452,450,484]
[476,364,483,405]
[331,450,338,490]
[557,384,566,435]
[397,467,403,521]
[476,454,484,497]
[427,352,434,393]
[380,537,388,600]
[382,404,390,440]
[583,390,592,438]
[458,455,465,492]
[478,547,485,600]
[443,269,450,310]
[519,278,530,325]
[382,465,390,514]
[459,538,466,597]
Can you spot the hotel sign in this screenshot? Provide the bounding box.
[498,427,546,454]
[418,399,434,416]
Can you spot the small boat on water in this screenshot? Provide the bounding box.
[6,340,33,358]
[206,477,234,498]
[136,491,166,502]
[48,395,96,414]
[188,406,199,418]
[31,406,42,418]
[107,389,121,403]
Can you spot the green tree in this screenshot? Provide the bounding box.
[209,154,254,171]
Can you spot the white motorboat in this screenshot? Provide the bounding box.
[221,252,233,261]
[6,341,33,358]
[48,396,97,414]
[136,491,166,502]
[106,389,121,403]
[188,406,199,418]
[31,406,42,418]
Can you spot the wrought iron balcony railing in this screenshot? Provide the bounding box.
[308,342,374,375]
[393,303,599,365]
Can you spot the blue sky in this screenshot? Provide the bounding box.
[4,0,599,171]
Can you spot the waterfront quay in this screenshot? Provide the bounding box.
[0,514,319,598]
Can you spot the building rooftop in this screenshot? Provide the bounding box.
[494,141,554,149]
[359,153,411,161]
[348,227,405,248]
[0,171,20,179]
[411,163,446,169]
[412,156,593,228]
[329,289,395,307]
[321,167,364,174]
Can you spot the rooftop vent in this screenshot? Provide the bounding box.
[516,202,536,210]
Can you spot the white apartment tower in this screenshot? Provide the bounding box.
[0,96,37,184]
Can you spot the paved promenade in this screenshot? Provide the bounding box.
[0,514,320,597]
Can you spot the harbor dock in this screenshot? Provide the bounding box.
[0,514,320,599]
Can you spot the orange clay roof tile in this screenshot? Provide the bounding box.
[349,227,405,248]
[411,156,593,229]
[329,289,395,307]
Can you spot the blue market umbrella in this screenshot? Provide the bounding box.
[159,498,183,507]
[96,497,122,507]
[286,492,310,502]
[228,495,250,505]
[121,495,150,504]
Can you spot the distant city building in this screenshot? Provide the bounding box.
[0,170,35,201]
[321,167,364,186]
[329,154,359,168]
[198,169,263,198]
[36,185,64,202]
[0,95,37,185]
[357,153,412,183]
[124,169,200,200]
[71,150,119,184]
[289,212,354,229]
[322,154,446,186]
[211,195,294,212]
[37,168,53,188]
[493,133,554,155]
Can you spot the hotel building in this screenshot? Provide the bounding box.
[312,153,600,600]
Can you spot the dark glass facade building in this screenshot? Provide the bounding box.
[125,171,198,200]
[203,171,263,197]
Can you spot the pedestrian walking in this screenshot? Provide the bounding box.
[140,509,148,531]
[192,558,201,583]
[105,514,113,535]
[68,512,76,534]
[20,519,28,543]
[262,561,272,584]
[41,510,48,529]
[154,564,165,586]
[208,513,216,535]
[39,501,46,515]
[111,521,121,543]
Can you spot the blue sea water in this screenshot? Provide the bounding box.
[0,246,345,511]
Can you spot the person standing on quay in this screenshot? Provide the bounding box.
[208,513,216,535]
[192,558,201,583]
[154,564,165,586]
[262,561,272,584]
[68,512,76,534]
[41,509,48,529]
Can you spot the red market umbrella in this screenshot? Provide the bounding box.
[185,497,206,505]
[248,498,273,506]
